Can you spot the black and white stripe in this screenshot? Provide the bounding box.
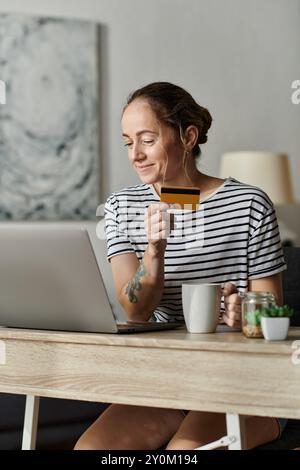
[104,177,286,323]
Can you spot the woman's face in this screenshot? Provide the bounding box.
[121,99,184,185]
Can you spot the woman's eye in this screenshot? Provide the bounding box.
[123,139,154,148]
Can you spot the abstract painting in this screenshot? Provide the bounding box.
[0,13,99,220]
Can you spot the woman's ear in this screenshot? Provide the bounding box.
[183,126,198,151]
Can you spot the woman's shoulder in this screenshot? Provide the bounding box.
[105,183,153,205]
[225,177,273,210]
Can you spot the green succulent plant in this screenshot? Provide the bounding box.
[261,305,294,318]
[245,305,294,326]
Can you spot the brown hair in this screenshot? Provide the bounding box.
[123,82,212,158]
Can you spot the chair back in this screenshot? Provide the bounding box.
[282,247,300,326]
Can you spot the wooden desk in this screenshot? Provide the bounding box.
[1,326,300,450]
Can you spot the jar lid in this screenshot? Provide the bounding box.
[242,291,275,299]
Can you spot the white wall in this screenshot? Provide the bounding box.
[1,0,300,241]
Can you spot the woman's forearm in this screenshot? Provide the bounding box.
[119,244,165,322]
[248,273,283,305]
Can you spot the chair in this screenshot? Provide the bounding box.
[282,247,300,327]
[257,246,300,449]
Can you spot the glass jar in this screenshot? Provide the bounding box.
[241,291,276,338]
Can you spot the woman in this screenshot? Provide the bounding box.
[75,82,287,450]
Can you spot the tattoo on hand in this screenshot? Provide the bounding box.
[125,260,146,303]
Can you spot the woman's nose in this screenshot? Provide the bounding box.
[131,143,146,162]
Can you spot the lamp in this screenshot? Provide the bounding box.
[219,151,295,243]
[219,151,294,205]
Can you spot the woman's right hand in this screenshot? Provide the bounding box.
[145,203,174,253]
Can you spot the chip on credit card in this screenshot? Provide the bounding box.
[160,185,200,210]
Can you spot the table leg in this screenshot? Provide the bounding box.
[194,413,245,450]
[226,413,245,450]
[21,395,40,450]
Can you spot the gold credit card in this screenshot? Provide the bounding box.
[160,185,200,210]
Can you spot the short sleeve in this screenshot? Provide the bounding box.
[248,205,287,279]
[104,195,135,262]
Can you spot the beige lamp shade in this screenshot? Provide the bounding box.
[219,151,294,205]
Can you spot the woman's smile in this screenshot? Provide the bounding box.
[136,163,155,172]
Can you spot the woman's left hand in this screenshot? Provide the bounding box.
[222,282,241,329]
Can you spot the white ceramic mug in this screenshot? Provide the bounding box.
[182,283,222,333]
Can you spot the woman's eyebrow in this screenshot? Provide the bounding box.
[122,129,157,138]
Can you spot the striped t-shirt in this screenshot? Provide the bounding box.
[104,177,286,323]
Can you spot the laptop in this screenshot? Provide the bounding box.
[0,226,183,334]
